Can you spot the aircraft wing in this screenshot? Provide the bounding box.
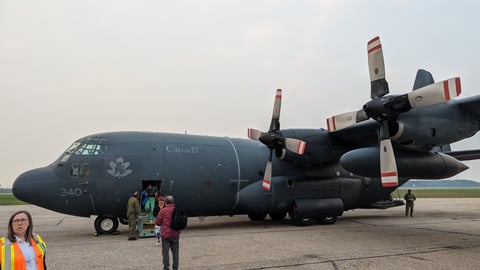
[456,95,480,116]
[328,119,379,146]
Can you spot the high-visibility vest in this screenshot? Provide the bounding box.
[0,233,47,270]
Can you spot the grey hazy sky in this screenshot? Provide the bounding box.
[1,1,480,188]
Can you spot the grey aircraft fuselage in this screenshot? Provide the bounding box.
[12,128,397,233]
[12,94,479,233]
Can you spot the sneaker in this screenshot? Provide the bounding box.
[128,237,137,241]
[156,240,160,246]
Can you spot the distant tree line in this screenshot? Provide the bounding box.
[401,179,480,188]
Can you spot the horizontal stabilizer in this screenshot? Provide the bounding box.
[445,149,480,161]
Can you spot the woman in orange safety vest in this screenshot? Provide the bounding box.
[0,210,47,270]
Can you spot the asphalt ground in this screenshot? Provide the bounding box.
[0,198,479,270]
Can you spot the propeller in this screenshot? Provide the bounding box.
[326,36,462,188]
[248,89,307,191]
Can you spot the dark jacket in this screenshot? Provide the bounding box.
[155,204,181,238]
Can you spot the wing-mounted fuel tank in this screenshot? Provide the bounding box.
[340,147,468,179]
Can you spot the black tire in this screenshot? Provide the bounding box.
[269,212,287,220]
[247,212,267,221]
[292,217,316,226]
[317,216,337,225]
[94,216,119,234]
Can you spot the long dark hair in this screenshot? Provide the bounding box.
[7,210,34,243]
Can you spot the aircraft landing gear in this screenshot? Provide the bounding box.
[269,212,287,220]
[247,212,267,221]
[94,216,119,234]
[289,211,338,226]
[317,216,337,225]
[291,217,316,226]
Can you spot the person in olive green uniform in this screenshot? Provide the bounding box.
[404,189,416,217]
[127,191,141,240]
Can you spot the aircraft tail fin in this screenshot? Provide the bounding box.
[412,69,435,90]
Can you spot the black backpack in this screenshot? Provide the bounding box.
[170,207,188,230]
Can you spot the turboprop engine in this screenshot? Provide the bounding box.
[340,147,468,179]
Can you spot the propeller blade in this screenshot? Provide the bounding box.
[269,89,282,132]
[326,110,369,132]
[247,128,263,141]
[284,138,307,155]
[262,152,273,191]
[368,36,389,98]
[327,111,358,132]
[379,139,398,187]
[407,77,461,108]
[249,89,306,192]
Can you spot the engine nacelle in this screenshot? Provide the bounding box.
[390,104,479,149]
[235,177,290,214]
[340,147,468,179]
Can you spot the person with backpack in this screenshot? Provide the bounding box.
[155,195,181,270]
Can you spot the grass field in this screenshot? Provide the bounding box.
[395,188,480,198]
[0,194,29,205]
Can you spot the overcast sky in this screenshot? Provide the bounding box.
[1,1,480,188]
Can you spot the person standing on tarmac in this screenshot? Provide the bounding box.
[126,191,141,240]
[404,189,416,217]
[154,196,166,246]
[1,210,47,269]
[156,195,181,270]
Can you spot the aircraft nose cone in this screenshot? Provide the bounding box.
[13,167,58,206]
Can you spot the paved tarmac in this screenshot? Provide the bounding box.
[1,198,479,270]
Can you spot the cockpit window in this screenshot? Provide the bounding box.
[60,142,81,162]
[73,137,108,156]
[74,143,106,155]
[59,137,107,163]
[71,163,90,178]
[65,142,80,155]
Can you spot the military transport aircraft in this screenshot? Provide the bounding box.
[13,36,480,235]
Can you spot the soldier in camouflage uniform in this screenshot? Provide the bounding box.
[404,189,416,217]
[126,191,140,240]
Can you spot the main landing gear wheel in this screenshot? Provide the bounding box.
[247,212,267,221]
[317,216,337,225]
[94,216,119,234]
[292,217,316,226]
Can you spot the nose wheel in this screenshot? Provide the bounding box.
[94,216,119,234]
